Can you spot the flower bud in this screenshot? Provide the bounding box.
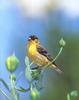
[6,54,19,73]
[59,38,66,47]
[70,90,78,97]
[30,88,39,100]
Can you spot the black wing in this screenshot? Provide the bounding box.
[37,44,62,73]
[37,44,54,61]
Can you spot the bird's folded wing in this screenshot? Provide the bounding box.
[37,44,54,62]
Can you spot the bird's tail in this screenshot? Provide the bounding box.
[51,64,63,74]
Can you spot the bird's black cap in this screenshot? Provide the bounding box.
[28,35,38,41]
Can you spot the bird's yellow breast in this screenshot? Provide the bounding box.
[28,43,37,58]
[27,42,49,66]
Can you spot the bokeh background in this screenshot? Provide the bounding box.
[0,0,79,100]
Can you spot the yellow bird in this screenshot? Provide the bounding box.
[27,35,62,74]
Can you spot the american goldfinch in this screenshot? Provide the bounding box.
[27,35,62,74]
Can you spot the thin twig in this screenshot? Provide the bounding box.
[29,61,34,67]
[53,47,63,62]
[15,71,23,85]
[45,47,63,68]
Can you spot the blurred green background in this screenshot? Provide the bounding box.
[40,28,79,100]
[0,0,79,100]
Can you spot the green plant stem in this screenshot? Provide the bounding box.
[53,47,63,62]
[67,94,71,100]
[0,88,11,100]
[10,74,18,100]
[15,71,23,85]
[30,83,33,91]
[45,47,63,68]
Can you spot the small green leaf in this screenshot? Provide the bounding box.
[0,78,10,91]
[25,67,32,82]
[25,56,30,67]
[25,57,32,82]
[16,87,30,92]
